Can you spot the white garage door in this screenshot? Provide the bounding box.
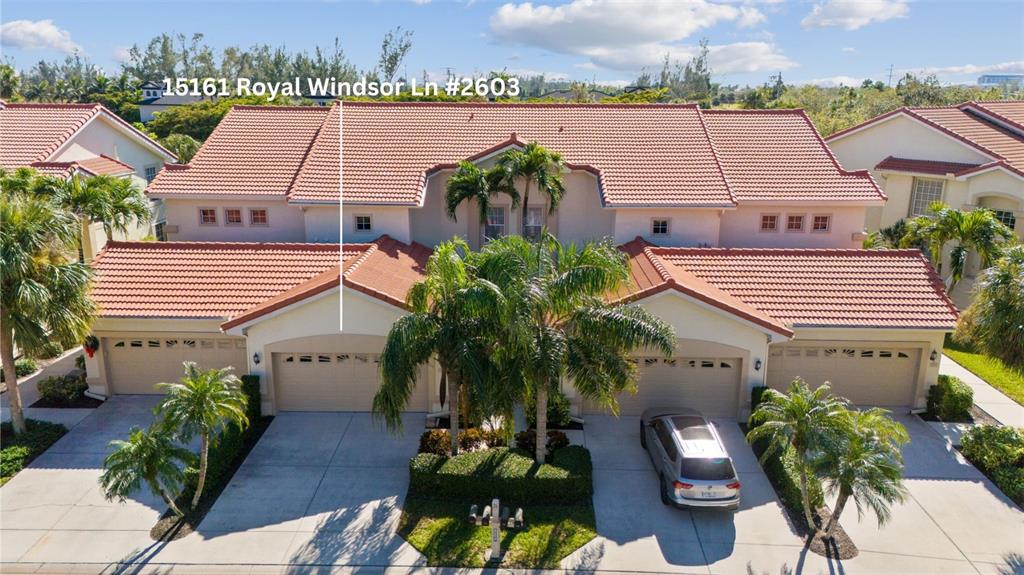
[105,336,248,394]
[586,357,742,418]
[272,352,428,412]
[767,345,919,407]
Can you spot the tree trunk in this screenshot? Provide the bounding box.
[824,488,850,538]
[447,371,460,456]
[163,489,185,517]
[520,180,531,236]
[0,319,27,434]
[534,385,548,463]
[191,433,209,509]
[798,456,818,534]
[79,215,91,263]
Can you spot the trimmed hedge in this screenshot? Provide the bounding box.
[960,425,1024,506]
[37,374,88,406]
[514,429,569,456]
[1,358,40,382]
[409,445,593,504]
[749,433,824,517]
[927,375,973,421]
[0,419,68,480]
[418,428,507,456]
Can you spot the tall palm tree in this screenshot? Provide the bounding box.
[95,176,152,241]
[1,174,96,434]
[374,239,503,455]
[814,408,909,537]
[475,234,676,463]
[444,160,518,228]
[100,426,194,517]
[497,142,566,237]
[902,202,1014,291]
[747,379,850,533]
[956,245,1024,367]
[156,362,249,509]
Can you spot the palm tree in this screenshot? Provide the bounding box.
[1,174,96,434]
[497,142,566,237]
[373,239,502,455]
[475,234,676,463]
[95,176,152,241]
[956,245,1024,366]
[747,379,850,533]
[901,202,1014,290]
[444,160,518,227]
[814,408,909,537]
[156,362,249,509]
[100,426,194,517]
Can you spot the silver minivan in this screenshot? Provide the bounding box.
[640,407,741,509]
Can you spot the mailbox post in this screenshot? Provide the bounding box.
[486,497,502,563]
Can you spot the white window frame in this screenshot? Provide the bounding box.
[760,213,779,233]
[144,165,158,183]
[811,214,832,233]
[991,208,1017,230]
[524,206,545,240]
[248,208,269,227]
[909,177,945,217]
[785,214,805,232]
[354,214,373,233]
[198,207,218,226]
[224,207,244,226]
[651,218,671,236]
[484,206,507,239]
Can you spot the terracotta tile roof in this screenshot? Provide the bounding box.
[620,238,958,330]
[27,155,136,179]
[287,103,340,203]
[827,101,1024,178]
[701,110,884,203]
[147,105,331,198]
[875,156,982,176]
[0,102,175,168]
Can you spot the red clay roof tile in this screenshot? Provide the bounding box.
[874,156,982,176]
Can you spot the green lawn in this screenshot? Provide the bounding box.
[1,419,67,485]
[944,338,1024,405]
[398,496,596,568]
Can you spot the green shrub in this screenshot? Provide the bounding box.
[751,435,824,516]
[409,446,593,504]
[0,419,68,480]
[525,387,572,429]
[419,428,507,455]
[240,374,262,421]
[927,375,974,421]
[33,341,65,360]
[991,466,1024,504]
[515,429,569,455]
[37,374,87,406]
[0,358,39,382]
[75,354,86,371]
[961,425,1024,472]
[750,385,769,412]
[420,429,451,455]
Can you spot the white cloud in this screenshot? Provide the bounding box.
[798,75,865,87]
[0,19,80,53]
[113,46,132,63]
[490,0,793,75]
[801,0,908,31]
[909,61,1024,76]
[841,46,857,53]
[505,68,570,80]
[411,0,432,4]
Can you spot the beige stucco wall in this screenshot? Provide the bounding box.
[162,198,306,242]
[612,208,721,246]
[719,205,868,248]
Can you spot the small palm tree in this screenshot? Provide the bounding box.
[955,245,1024,367]
[747,379,850,533]
[475,234,676,463]
[1,172,96,434]
[156,362,248,509]
[901,202,1014,290]
[100,426,194,517]
[445,161,518,227]
[497,142,566,236]
[814,408,909,537]
[374,239,502,456]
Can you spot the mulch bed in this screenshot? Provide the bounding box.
[150,415,273,541]
[29,396,103,409]
[918,405,999,426]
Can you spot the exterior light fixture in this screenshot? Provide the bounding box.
[253,352,261,365]
[930,350,938,362]
[754,358,762,371]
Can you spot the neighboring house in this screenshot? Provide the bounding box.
[978,75,1023,89]
[0,101,178,258]
[826,100,1024,306]
[138,80,209,123]
[148,102,884,249]
[80,101,959,419]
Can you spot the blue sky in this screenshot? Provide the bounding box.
[1,0,1021,88]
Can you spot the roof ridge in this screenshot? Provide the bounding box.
[231,104,334,112]
[695,107,738,206]
[340,100,702,109]
[101,240,343,250]
[285,102,336,199]
[4,102,102,109]
[648,246,931,256]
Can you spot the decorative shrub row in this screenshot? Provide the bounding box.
[409,445,593,504]
[0,419,68,480]
[37,374,88,406]
[418,428,508,456]
[0,358,39,382]
[927,375,974,421]
[514,429,569,456]
[960,425,1024,506]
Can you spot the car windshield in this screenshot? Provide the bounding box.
[679,457,735,480]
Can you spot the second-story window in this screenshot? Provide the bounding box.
[786,215,805,232]
[812,215,832,232]
[651,218,670,236]
[145,165,158,183]
[524,207,544,240]
[355,214,373,232]
[199,208,217,226]
[224,208,243,226]
[760,214,778,232]
[992,209,1016,230]
[249,208,269,226]
[909,177,944,216]
[485,206,506,239]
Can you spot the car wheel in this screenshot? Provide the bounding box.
[660,476,671,506]
[640,420,647,448]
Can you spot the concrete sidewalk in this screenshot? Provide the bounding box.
[941,354,1024,427]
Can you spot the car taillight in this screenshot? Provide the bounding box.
[726,481,741,490]
[673,481,693,490]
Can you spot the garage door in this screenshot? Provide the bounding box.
[585,357,741,417]
[767,345,919,407]
[272,352,428,412]
[105,336,248,394]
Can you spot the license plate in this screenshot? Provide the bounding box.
[699,489,718,499]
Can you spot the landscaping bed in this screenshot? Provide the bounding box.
[959,425,1024,508]
[0,419,67,486]
[944,338,1024,406]
[401,445,596,567]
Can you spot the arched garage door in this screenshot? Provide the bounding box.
[767,344,919,407]
[585,357,742,418]
[272,351,428,412]
[105,336,248,394]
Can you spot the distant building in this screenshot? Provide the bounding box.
[138,80,209,122]
[978,74,1023,88]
